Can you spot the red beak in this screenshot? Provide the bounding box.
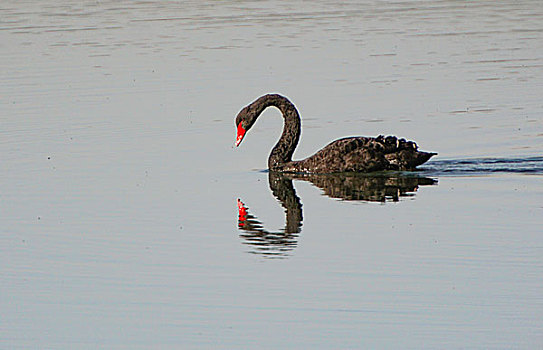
[235,123,246,147]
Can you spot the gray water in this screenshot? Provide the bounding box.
[1,1,543,348]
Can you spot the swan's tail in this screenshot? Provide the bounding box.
[413,151,437,168]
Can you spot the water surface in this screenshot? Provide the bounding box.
[1,1,543,348]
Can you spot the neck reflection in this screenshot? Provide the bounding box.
[237,172,437,258]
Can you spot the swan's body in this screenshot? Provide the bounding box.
[235,94,436,173]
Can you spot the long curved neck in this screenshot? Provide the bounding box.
[252,94,301,170]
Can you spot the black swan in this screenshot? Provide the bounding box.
[235,94,436,173]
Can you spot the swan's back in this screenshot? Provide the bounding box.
[280,135,436,173]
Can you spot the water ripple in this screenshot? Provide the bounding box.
[420,156,543,175]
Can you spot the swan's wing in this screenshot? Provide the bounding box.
[296,137,389,172]
[282,136,434,173]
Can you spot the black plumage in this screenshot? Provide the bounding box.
[235,94,436,173]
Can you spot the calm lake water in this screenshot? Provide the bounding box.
[2,1,543,348]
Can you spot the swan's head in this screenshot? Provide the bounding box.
[234,105,257,147]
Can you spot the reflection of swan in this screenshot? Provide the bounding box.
[286,172,437,202]
[235,94,436,173]
[237,172,437,258]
